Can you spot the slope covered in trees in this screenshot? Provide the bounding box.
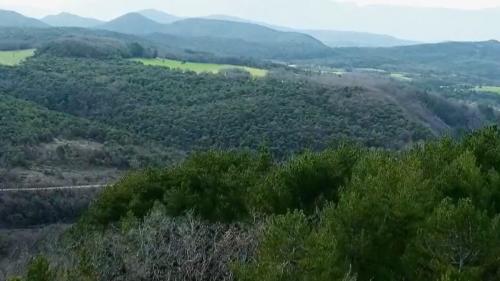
[0,56,484,157]
[8,127,500,281]
[0,92,174,188]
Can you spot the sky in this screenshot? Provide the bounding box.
[2,0,500,19]
[2,0,500,41]
[339,0,500,10]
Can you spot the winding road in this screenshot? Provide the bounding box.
[0,184,107,192]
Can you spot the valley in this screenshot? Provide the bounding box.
[0,5,500,281]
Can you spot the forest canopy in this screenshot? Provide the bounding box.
[10,127,500,281]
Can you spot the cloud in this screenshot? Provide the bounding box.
[337,0,500,10]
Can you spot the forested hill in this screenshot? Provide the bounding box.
[9,127,500,281]
[98,15,333,59]
[0,55,496,170]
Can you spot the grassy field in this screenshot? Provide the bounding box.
[474,86,500,94]
[0,49,35,66]
[132,58,268,77]
[390,72,413,82]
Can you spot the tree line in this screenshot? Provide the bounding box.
[9,127,500,281]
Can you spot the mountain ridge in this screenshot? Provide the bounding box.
[137,9,181,24]
[0,9,49,28]
[42,12,104,27]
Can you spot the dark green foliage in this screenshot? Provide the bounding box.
[161,151,270,222]
[0,56,442,164]
[0,189,99,228]
[403,199,500,280]
[254,145,360,214]
[0,93,169,168]
[9,127,500,281]
[84,150,272,225]
[25,256,55,281]
[36,38,156,59]
[235,211,311,281]
[236,127,500,281]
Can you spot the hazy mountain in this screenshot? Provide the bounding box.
[98,13,165,34]
[42,12,103,28]
[303,30,417,47]
[163,18,321,45]
[204,14,416,47]
[230,0,500,42]
[96,14,331,59]
[0,9,48,28]
[316,40,500,82]
[137,9,181,24]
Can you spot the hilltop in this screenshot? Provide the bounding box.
[0,9,48,28]
[41,12,104,27]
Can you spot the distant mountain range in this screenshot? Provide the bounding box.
[203,14,416,47]
[0,8,416,48]
[302,30,417,48]
[96,13,332,59]
[0,9,48,28]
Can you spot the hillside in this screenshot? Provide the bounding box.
[163,18,323,45]
[0,56,495,167]
[0,10,48,28]
[97,12,166,34]
[0,27,166,57]
[204,14,417,47]
[304,29,417,47]
[6,128,500,281]
[158,18,332,59]
[307,40,500,83]
[41,12,103,27]
[0,92,172,188]
[96,14,332,59]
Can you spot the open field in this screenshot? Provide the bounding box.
[474,86,500,94]
[0,49,35,66]
[390,72,413,81]
[132,58,268,77]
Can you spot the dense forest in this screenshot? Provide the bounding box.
[1,53,498,188]
[6,127,500,281]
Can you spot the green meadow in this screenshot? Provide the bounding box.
[132,58,268,77]
[474,85,500,94]
[390,72,413,81]
[0,49,35,66]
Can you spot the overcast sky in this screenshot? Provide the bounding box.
[2,0,500,19]
[2,0,500,41]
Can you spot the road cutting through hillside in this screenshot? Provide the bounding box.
[0,184,107,192]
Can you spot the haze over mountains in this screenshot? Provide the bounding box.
[4,0,500,42]
[14,5,500,48]
[0,8,416,48]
